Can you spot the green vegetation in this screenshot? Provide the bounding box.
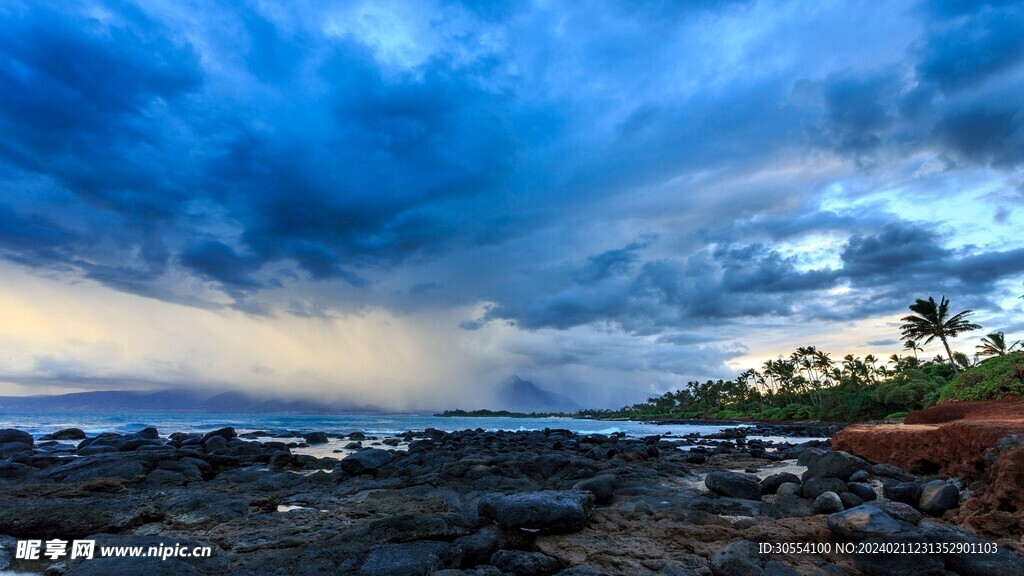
[439,295,1022,423]
[884,412,909,420]
[976,332,1022,357]
[939,351,1024,401]
[899,295,981,373]
[595,349,957,422]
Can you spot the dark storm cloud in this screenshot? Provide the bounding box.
[821,74,897,156]
[0,0,1021,357]
[839,223,950,282]
[180,241,263,291]
[478,239,841,332]
[917,2,1024,93]
[474,216,1024,332]
[806,1,1024,169]
[0,204,76,257]
[0,3,202,216]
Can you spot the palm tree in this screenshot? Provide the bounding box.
[899,295,982,374]
[902,339,923,361]
[976,331,1022,357]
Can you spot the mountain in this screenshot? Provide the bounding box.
[0,389,379,414]
[491,375,581,413]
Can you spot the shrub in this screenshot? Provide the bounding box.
[884,411,909,420]
[759,403,815,420]
[874,369,944,411]
[940,351,1024,401]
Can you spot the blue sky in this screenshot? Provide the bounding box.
[0,0,1022,408]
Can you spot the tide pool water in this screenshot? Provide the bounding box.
[0,410,740,439]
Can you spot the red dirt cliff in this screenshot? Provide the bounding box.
[831,398,1024,478]
[831,398,1024,540]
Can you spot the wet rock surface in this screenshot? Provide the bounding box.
[0,423,1020,575]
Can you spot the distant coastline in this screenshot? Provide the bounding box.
[433,408,843,428]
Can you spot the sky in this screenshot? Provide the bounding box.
[0,0,1022,409]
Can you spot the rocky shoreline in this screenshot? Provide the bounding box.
[1,424,1022,575]
[646,420,846,438]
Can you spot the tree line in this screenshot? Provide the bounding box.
[582,295,1021,422]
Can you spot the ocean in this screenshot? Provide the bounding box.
[0,410,736,439]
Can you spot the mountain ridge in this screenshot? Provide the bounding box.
[490,375,581,413]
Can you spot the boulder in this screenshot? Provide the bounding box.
[804,451,866,481]
[303,432,329,444]
[918,482,959,516]
[826,505,913,541]
[871,463,916,481]
[489,550,561,576]
[203,435,228,452]
[478,490,594,532]
[134,427,160,440]
[34,441,77,453]
[572,474,616,504]
[776,482,802,497]
[813,492,844,514]
[0,442,33,457]
[452,526,503,567]
[201,427,236,443]
[883,502,923,525]
[760,472,801,495]
[839,492,865,509]
[846,482,877,501]
[797,448,827,466]
[341,449,394,474]
[40,428,87,441]
[0,429,33,446]
[38,452,156,482]
[360,541,460,576]
[802,477,848,500]
[704,471,761,500]
[883,481,922,506]
[771,491,815,518]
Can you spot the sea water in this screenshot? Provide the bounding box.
[0,410,737,438]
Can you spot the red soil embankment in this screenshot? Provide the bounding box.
[832,398,1024,479]
[904,397,1024,424]
[832,398,1024,539]
[831,421,1021,478]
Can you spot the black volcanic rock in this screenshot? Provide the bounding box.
[478,490,594,532]
[40,427,87,441]
[705,471,761,500]
[0,429,33,446]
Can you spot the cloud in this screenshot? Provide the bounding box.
[917,2,1024,93]
[0,0,1021,400]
